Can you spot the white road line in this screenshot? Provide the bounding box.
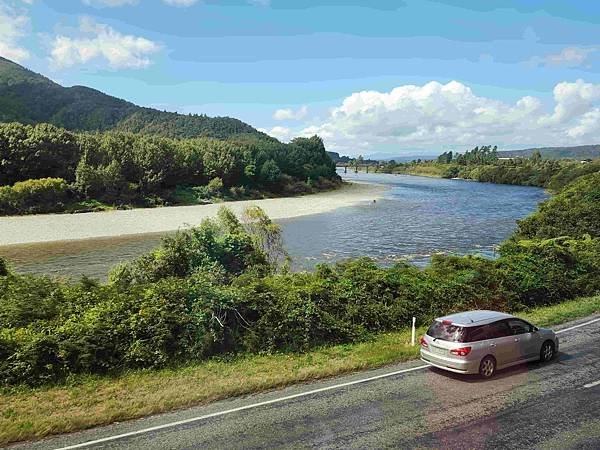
[583,380,600,389]
[556,317,600,334]
[55,315,600,449]
[55,364,429,449]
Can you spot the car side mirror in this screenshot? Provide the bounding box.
[532,326,539,332]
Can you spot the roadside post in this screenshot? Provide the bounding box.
[411,317,416,346]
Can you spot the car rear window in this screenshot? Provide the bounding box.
[427,320,512,343]
[427,321,468,342]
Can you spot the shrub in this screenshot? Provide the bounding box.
[0,178,71,215]
[0,257,8,276]
[516,172,600,240]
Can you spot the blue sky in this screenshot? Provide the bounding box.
[2,0,600,156]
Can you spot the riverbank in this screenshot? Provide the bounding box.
[0,181,385,246]
[2,294,598,446]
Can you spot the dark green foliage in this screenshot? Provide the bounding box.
[0,123,79,185]
[516,172,600,240]
[437,151,453,164]
[109,207,272,287]
[454,145,498,165]
[0,122,340,215]
[498,144,600,160]
[0,57,262,140]
[498,237,600,309]
[0,58,340,215]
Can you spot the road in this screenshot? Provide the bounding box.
[13,315,600,450]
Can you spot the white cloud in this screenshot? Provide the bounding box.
[0,3,30,63]
[293,79,600,154]
[50,17,161,69]
[162,0,199,6]
[82,0,138,7]
[273,105,308,121]
[545,46,596,67]
[567,109,600,139]
[258,126,295,142]
[540,79,600,125]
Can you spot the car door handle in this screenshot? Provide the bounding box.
[514,338,520,342]
[490,343,496,347]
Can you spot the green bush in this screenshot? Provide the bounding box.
[0,178,70,215]
[516,172,600,239]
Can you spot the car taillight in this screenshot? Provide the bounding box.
[420,337,428,347]
[450,347,471,357]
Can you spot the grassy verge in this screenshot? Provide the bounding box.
[1,295,599,445]
[395,164,448,178]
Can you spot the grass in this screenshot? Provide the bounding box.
[1,295,599,445]
[394,163,449,178]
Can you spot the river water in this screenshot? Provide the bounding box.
[0,171,547,280]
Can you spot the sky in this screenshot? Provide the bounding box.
[2,0,600,157]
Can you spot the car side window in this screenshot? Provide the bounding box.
[507,319,531,335]
[467,325,489,342]
[488,321,511,338]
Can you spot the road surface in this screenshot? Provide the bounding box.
[13,315,600,450]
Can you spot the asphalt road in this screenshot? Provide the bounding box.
[12,315,600,450]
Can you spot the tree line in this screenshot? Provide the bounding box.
[379,144,600,192]
[0,122,339,215]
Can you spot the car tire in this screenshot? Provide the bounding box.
[479,355,496,379]
[540,341,555,362]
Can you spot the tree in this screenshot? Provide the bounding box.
[259,159,281,184]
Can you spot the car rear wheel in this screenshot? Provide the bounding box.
[479,356,496,378]
[540,341,555,362]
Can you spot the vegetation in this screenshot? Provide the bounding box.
[515,172,600,240]
[0,122,339,215]
[1,156,600,387]
[1,136,600,444]
[1,294,599,445]
[497,144,600,160]
[379,144,600,192]
[0,178,70,215]
[0,57,264,140]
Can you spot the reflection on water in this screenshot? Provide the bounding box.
[0,171,548,280]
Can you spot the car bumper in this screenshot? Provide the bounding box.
[420,349,480,374]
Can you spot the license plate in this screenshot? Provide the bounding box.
[430,345,446,355]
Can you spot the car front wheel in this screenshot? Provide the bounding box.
[479,356,496,378]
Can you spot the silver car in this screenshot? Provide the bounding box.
[420,310,559,378]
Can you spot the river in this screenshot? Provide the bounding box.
[0,170,548,280]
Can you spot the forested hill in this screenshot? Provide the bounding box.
[0,57,265,140]
[498,145,600,160]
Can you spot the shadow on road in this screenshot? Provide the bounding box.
[425,351,567,383]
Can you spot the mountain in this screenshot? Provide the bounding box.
[498,145,600,160]
[0,57,266,140]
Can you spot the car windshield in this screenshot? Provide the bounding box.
[427,320,468,342]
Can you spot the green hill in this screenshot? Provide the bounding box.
[498,145,600,160]
[0,57,265,140]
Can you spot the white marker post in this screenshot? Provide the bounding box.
[411,316,416,346]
